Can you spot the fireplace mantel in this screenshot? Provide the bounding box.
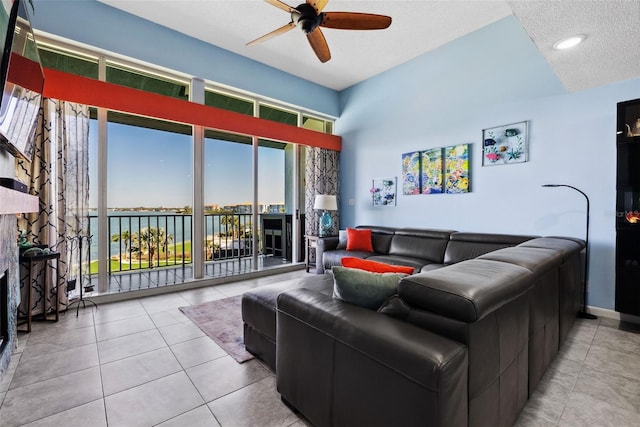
[0,186,38,215]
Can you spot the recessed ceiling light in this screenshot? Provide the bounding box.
[553,35,586,50]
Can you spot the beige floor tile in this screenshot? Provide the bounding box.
[140,293,192,314]
[149,308,193,328]
[104,371,204,427]
[93,302,148,325]
[0,367,103,427]
[170,336,227,369]
[10,343,99,389]
[101,347,182,396]
[186,356,271,402]
[97,329,167,364]
[179,286,227,305]
[156,404,221,427]
[158,320,205,345]
[208,376,299,427]
[573,366,640,413]
[583,344,640,382]
[22,325,96,356]
[94,314,156,342]
[591,324,640,355]
[22,398,107,427]
[558,391,640,426]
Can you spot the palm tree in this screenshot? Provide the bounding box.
[221,214,240,239]
[111,230,131,259]
[133,227,174,268]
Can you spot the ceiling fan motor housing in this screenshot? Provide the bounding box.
[293,3,322,33]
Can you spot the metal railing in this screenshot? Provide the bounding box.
[89,212,256,274]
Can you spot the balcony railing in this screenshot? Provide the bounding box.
[89,212,256,274]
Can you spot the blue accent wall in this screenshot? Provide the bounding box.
[30,0,340,116]
[336,16,640,311]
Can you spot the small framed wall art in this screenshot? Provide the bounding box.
[482,121,528,166]
[371,177,397,206]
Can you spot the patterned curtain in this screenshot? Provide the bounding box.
[304,147,340,238]
[16,99,90,314]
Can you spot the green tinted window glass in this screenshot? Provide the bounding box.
[204,129,252,145]
[107,111,191,136]
[107,64,188,100]
[38,48,99,78]
[259,105,297,126]
[205,91,253,116]
[302,115,333,134]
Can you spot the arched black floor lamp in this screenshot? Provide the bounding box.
[542,184,597,319]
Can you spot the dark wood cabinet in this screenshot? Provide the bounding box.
[615,98,640,315]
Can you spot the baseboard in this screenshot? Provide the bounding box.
[587,305,640,325]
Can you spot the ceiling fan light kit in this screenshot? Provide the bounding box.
[247,0,392,63]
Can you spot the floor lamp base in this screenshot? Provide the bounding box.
[578,311,597,320]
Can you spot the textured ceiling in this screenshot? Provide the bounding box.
[99,0,640,92]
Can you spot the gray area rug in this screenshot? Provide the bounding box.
[179,295,254,364]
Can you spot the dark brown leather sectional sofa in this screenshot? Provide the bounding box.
[241,226,585,427]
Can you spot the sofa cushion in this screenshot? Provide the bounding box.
[332,266,407,310]
[346,228,374,252]
[356,225,396,254]
[388,228,454,263]
[444,232,537,265]
[341,257,416,274]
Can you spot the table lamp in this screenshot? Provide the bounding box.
[314,194,337,237]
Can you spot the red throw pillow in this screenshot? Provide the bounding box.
[346,228,373,252]
[341,257,415,274]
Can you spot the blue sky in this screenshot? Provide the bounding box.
[88,120,285,209]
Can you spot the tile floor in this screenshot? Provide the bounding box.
[0,269,639,426]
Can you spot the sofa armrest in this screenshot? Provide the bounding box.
[399,259,533,323]
[315,236,339,274]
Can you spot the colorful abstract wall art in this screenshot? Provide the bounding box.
[402,151,421,195]
[482,121,528,166]
[421,148,443,194]
[444,144,470,194]
[371,177,397,206]
[401,145,471,196]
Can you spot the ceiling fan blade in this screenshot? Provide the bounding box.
[306,27,331,63]
[321,12,392,30]
[264,0,296,14]
[247,22,296,46]
[307,0,329,13]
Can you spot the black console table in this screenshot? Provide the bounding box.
[18,251,60,332]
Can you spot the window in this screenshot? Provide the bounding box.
[205,90,254,116]
[106,62,189,100]
[38,45,99,78]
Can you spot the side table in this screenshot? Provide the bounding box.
[305,235,320,273]
[18,251,61,332]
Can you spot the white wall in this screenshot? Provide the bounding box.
[336,16,640,311]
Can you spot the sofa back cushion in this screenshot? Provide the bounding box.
[356,225,395,254]
[388,228,454,263]
[443,232,537,264]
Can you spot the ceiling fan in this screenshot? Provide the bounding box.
[247,0,392,63]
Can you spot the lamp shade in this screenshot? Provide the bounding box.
[314,195,337,211]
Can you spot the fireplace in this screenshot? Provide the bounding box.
[0,213,21,378]
[0,271,7,356]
